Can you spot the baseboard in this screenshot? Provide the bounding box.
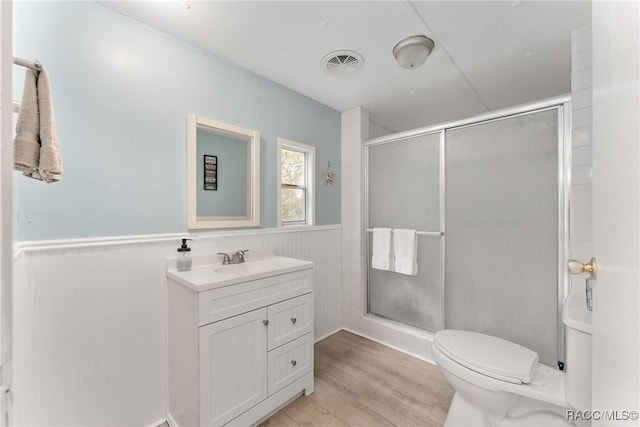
[314,325,437,365]
[314,327,343,343]
[342,326,437,366]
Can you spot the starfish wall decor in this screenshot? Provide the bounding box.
[322,161,335,185]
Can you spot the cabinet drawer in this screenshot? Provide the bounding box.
[267,293,313,350]
[198,269,312,326]
[267,333,313,395]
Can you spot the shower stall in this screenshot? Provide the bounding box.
[365,98,570,366]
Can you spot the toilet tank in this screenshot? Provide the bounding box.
[562,293,593,410]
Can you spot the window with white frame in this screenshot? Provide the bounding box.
[278,138,315,226]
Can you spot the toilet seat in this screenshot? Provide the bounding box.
[432,337,568,407]
[434,330,538,384]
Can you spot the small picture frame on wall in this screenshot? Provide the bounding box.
[204,155,218,190]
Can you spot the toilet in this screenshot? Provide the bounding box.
[433,293,592,426]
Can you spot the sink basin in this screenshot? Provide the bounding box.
[215,260,275,275]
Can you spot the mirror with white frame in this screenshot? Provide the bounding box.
[187,114,260,229]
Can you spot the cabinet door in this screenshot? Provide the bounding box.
[199,308,268,426]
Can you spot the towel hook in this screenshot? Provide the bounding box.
[13,57,43,72]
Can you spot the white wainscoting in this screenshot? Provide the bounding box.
[12,225,342,426]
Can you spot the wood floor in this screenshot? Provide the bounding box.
[260,330,454,427]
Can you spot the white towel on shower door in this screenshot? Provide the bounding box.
[371,228,392,271]
[394,228,417,275]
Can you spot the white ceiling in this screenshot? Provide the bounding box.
[102,0,591,132]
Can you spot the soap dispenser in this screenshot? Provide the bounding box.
[177,238,193,272]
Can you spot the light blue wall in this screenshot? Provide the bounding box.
[13,1,341,241]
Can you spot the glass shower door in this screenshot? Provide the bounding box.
[444,108,560,365]
[367,132,443,331]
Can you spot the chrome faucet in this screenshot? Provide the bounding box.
[217,249,249,265]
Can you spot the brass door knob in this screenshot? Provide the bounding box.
[567,257,597,279]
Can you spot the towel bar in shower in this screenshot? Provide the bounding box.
[364,228,443,237]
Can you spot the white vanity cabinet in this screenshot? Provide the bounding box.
[167,256,314,427]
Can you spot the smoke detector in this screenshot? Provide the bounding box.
[321,50,364,76]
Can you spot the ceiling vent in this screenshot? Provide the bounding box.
[321,50,364,76]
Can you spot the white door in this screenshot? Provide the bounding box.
[199,308,268,426]
[0,2,14,426]
[592,1,639,424]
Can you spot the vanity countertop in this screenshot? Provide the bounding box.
[167,250,314,292]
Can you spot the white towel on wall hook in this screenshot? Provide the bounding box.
[13,67,63,183]
[35,68,63,182]
[14,68,40,174]
[393,228,417,275]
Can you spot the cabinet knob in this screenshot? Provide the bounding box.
[290,317,297,324]
[291,360,297,367]
[263,320,269,326]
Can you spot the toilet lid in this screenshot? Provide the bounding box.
[434,330,538,384]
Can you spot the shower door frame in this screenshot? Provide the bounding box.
[364,95,572,367]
